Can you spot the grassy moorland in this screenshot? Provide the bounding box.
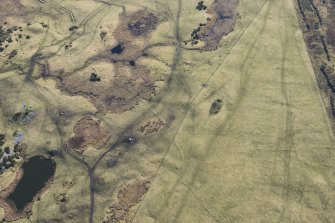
[1,0,335,222]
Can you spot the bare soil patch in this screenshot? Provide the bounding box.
[103,179,150,223]
[67,116,112,153]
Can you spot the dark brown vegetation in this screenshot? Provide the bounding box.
[294,0,335,130]
[60,62,157,113]
[209,99,223,115]
[67,116,112,153]
[202,0,239,51]
[126,10,160,37]
[325,1,335,55]
[10,107,35,123]
[139,118,165,135]
[0,0,25,20]
[0,24,29,59]
[103,179,150,223]
[196,1,207,11]
[0,3,33,63]
[56,10,161,113]
[69,26,78,32]
[89,73,101,82]
[188,0,239,50]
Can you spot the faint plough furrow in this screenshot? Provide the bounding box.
[182,183,223,223]
[0,1,273,223]
[143,1,273,221]
[275,1,295,221]
[288,0,335,218]
[291,0,335,143]
[140,0,271,219]
[127,0,183,222]
[204,0,269,84]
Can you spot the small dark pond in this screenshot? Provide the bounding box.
[7,156,56,210]
[111,43,124,54]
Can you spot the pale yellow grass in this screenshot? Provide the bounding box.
[133,0,335,222]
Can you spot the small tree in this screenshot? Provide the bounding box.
[4,147,10,154]
[90,73,101,82]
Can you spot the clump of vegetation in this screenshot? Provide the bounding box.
[191,27,201,38]
[0,24,29,55]
[8,50,17,59]
[209,99,223,115]
[69,25,78,32]
[41,22,48,28]
[0,133,23,173]
[65,42,72,50]
[196,1,207,11]
[0,26,12,48]
[0,134,5,146]
[10,106,36,123]
[90,73,101,82]
[100,31,107,40]
[190,26,203,45]
[187,2,211,46]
